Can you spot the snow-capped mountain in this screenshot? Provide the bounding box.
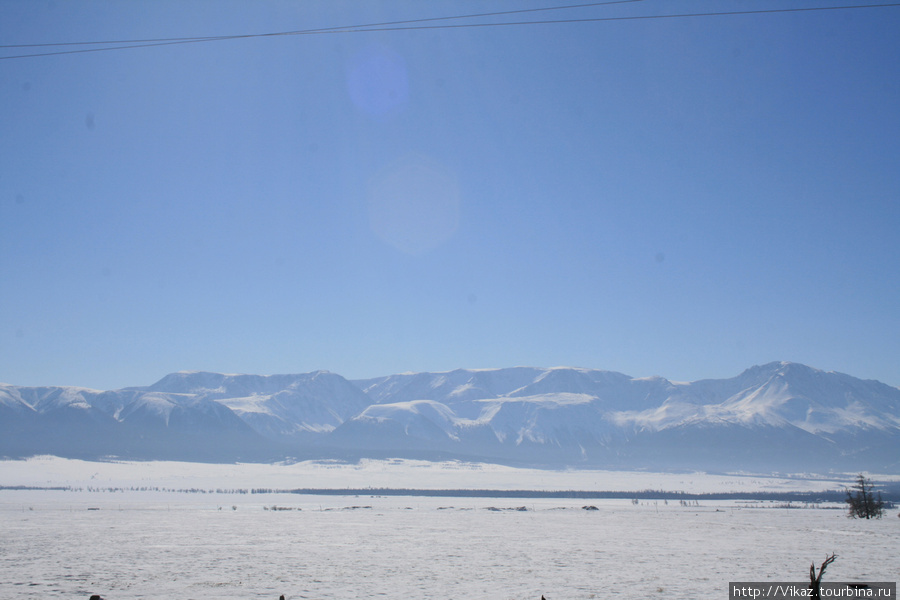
[351,363,900,470]
[145,370,372,442]
[1,362,898,472]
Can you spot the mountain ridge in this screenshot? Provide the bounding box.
[1,362,898,472]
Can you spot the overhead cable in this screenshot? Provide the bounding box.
[2,2,899,61]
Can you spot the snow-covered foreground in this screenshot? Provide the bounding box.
[1,458,898,599]
[2,491,898,600]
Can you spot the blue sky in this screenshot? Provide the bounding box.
[2,0,898,390]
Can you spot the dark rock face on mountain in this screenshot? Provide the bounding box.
[2,362,898,472]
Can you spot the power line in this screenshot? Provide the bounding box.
[0,0,644,59]
[334,3,900,33]
[0,0,644,48]
[2,2,899,61]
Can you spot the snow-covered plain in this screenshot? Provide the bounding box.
[1,458,898,600]
[2,455,890,493]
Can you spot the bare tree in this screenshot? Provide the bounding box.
[846,474,885,519]
[808,553,837,600]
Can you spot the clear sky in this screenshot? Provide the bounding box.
[1,0,898,390]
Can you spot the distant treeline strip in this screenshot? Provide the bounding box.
[283,488,895,502]
[0,485,70,491]
[3,485,897,502]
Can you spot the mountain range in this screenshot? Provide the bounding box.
[2,362,898,473]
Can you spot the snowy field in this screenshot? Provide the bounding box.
[1,458,898,600]
[2,455,890,494]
